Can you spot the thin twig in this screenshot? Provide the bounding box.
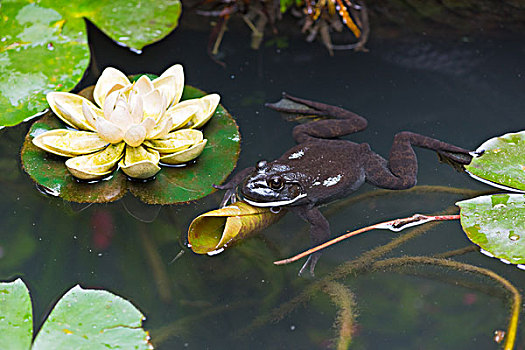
[274,214,460,265]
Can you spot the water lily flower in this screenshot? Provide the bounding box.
[32,64,220,180]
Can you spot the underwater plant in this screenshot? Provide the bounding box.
[193,0,369,60]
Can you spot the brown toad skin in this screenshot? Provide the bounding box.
[218,94,471,275]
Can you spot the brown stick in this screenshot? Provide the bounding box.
[274,214,460,265]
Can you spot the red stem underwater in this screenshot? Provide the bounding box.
[274,214,461,265]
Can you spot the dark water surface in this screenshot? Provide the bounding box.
[1,17,525,349]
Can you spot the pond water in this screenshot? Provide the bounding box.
[1,15,525,350]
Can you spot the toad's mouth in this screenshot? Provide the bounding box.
[241,192,307,207]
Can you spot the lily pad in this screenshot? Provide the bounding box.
[456,194,525,265]
[21,85,240,204]
[0,279,32,350]
[0,278,152,349]
[32,285,151,349]
[465,131,525,192]
[0,0,181,127]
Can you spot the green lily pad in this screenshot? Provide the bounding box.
[0,279,152,350]
[465,131,525,192]
[21,85,240,204]
[456,194,525,265]
[0,0,181,127]
[0,279,33,350]
[32,285,151,350]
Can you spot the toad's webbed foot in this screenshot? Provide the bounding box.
[437,150,473,172]
[266,94,368,143]
[266,93,356,119]
[298,253,322,277]
[291,206,330,277]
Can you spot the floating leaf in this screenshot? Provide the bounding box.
[188,201,286,254]
[21,85,240,204]
[456,194,525,265]
[0,279,33,350]
[32,285,152,350]
[0,279,152,349]
[0,0,181,127]
[465,131,525,192]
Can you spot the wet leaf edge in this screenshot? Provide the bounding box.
[456,194,525,265]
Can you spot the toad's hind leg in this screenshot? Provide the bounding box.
[364,131,472,190]
[266,94,368,143]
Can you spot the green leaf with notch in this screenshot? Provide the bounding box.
[0,278,152,349]
[456,194,525,265]
[0,0,181,127]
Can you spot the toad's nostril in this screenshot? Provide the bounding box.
[256,160,267,170]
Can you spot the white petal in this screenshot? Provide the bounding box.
[124,124,147,147]
[155,64,184,106]
[46,92,97,131]
[147,117,174,140]
[164,104,198,131]
[160,139,207,165]
[120,145,161,179]
[66,143,125,180]
[192,93,220,128]
[133,75,154,96]
[142,90,163,120]
[144,129,203,152]
[93,67,130,107]
[33,129,108,157]
[95,118,125,144]
[82,101,103,129]
[103,90,120,119]
[159,64,184,79]
[140,117,156,135]
[109,100,133,130]
[129,93,144,124]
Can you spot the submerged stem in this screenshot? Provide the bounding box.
[323,281,358,350]
[139,226,172,303]
[241,207,457,335]
[369,256,521,350]
[433,245,478,258]
[324,185,487,217]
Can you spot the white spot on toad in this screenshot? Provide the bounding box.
[288,150,304,159]
[323,175,342,187]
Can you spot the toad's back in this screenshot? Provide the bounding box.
[277,139,369,206]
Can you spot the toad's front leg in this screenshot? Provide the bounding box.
[213,166,255,207]
[290,206,330,276]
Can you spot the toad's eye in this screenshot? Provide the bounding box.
[268,176,283,190]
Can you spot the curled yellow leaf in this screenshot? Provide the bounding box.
[188,201,285,254]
